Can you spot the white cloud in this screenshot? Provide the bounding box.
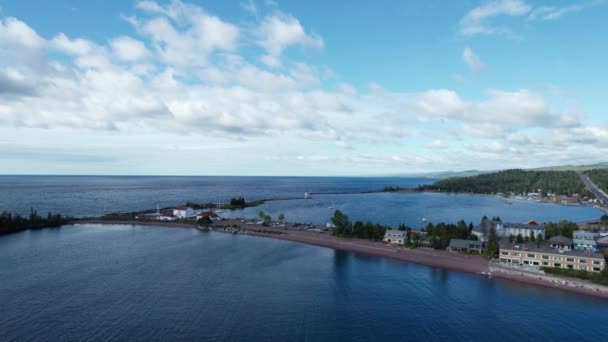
[110,36,150,61]
[426,140,449,149]
[462,47,485,72]
[459,0,605,38]
[240,0,258,15]
[0,0,605,175]
[0,17,44,48]
[459,0,531,37]
[257,12,323,67]
[51,33,96,55]
[528,1,603,21]
[132,0,239,66]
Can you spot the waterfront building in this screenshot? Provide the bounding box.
[448,239,484,254]
[159,212,177,221]
[473,220,545,242]
[596,236,608,249]
[172,206,194,219]
[383,229,406,245]
[573,230,599,251]
[498,241,605,273]
[548,236,572,251]
[194,211,219,221]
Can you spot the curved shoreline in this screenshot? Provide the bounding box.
[71,219,608,301]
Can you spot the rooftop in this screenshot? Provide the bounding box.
[548,235,572,245]
[449,239,483,249]
[499,240,604,259]
[384,229,406,238]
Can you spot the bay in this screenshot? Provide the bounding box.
[1,224,606,341]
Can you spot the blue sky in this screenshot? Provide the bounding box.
[0,0,607,175]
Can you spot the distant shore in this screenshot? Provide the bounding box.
[72,219,608,300]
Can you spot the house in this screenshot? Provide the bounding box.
[448,239,484,254]
[159,212,177,221]
[501,222,545,240]
[472,220,500,242]
[472,220,545,242]
[573,230,599,252]
[596,236,608,249]
[172,206,194,219]
[383,229,406,245]
[549,236,572,251]
[194,211,219,221]
[498,241,605,273]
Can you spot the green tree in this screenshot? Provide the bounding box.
[331,210,352,236]
[198,216,212,226]
[516,234,524,243]
[484,224,499,259]
[278,213,285,221]
[509,234,515,243]
[258,211,265,219]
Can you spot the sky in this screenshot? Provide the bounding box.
[0,0,607,176]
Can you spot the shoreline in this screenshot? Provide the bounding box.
[71,219,608,300]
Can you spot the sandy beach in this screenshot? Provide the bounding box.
[72,219,608,300]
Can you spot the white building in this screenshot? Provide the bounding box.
[172,206,194,219]
[383,229,406,245]
[473,220,545,242]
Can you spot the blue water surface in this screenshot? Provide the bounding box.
[0,224,606,341]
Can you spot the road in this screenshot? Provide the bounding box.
[580,174,608,206]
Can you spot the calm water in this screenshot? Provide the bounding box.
[223,192,604,227]
[1,224,606,341]
[0,176,603,227]
[0,176,432,217]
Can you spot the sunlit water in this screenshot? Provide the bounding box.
[1,224,606,341]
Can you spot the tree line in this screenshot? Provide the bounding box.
[331,210,392,241]
[0,209,71,235]
[420,169,590,197]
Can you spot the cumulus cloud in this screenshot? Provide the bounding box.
[0,0,605,175]
[0,17,44,48]
[131,0,239,66]
[110,36,150,61]
[256,12,323,67]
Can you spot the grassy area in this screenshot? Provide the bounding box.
[542,267,608,286]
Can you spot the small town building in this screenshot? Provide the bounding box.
[383,229,406,245]
[473,220,545,242]
[498,241,605,273]
[194,211,219,221]
[172,206,194,219]
[159,212,177,221]
[596,236,608,249]
[448,239,484,254]
[549,236,572,251]
[573,230,599,252]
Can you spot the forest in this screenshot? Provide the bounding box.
[0,209,72,235]
[586,169,608,193]
[420,169,589,197]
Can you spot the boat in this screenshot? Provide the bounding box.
[197,225,210,231]
[422,217,428,222]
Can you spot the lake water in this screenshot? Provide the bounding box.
[1,224,606,341]
[0,176,432,217]
[0,176,603,227]
[223,192,603,227]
